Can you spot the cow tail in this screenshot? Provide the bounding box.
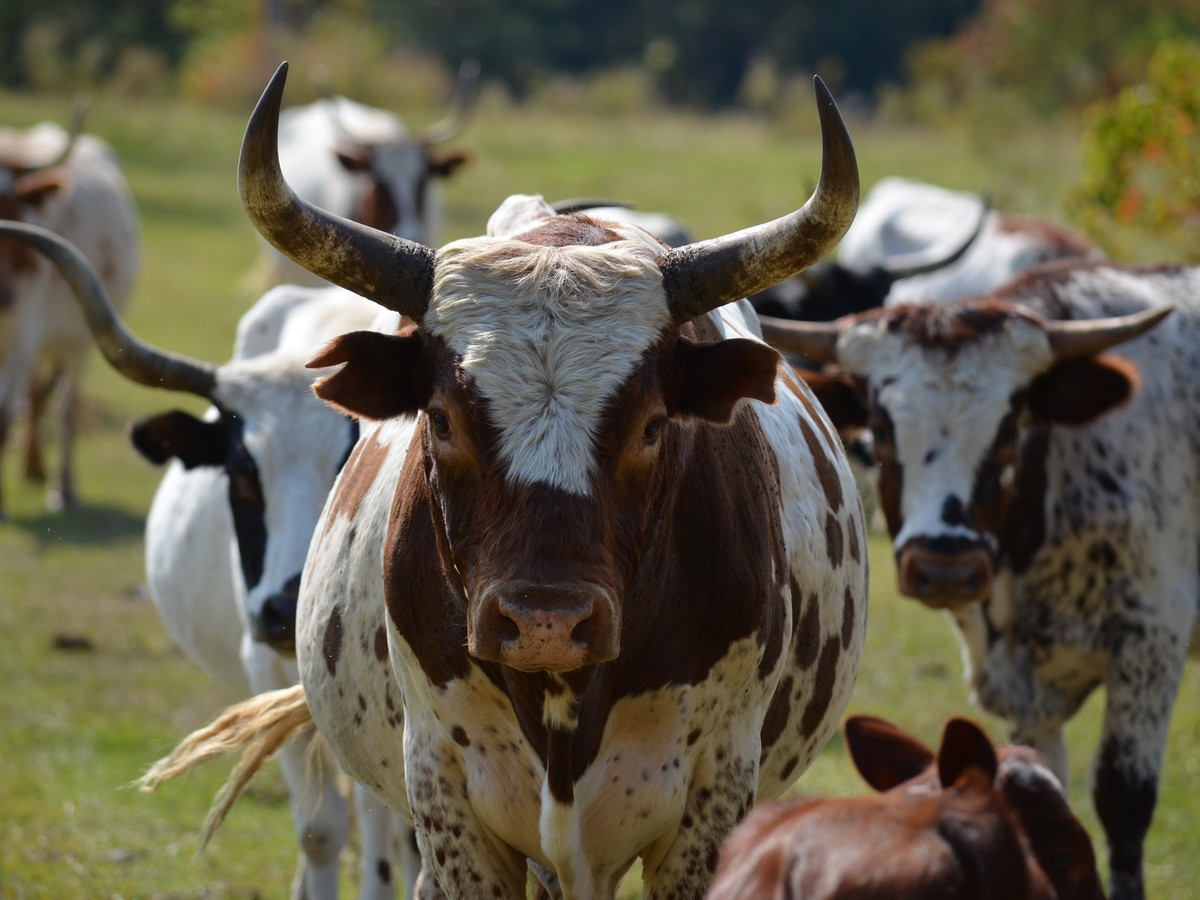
[137,684,314,850]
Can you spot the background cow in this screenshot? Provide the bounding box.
[0,219,412,900]
[709,714,1104,899]
[0,105,138,518]
[170,62,869,900]
[758,263,1189,900]
[248,60,478,291]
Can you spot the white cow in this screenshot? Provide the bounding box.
[0,218,415,900]
[250,62,479,291]
[837,176,1103,304]
[0,112,138,518]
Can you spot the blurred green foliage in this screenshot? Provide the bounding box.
[1068,40,1200,262]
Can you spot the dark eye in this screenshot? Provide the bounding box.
[429,410,451,435]
[643,417,665,442]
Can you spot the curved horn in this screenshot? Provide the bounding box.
[550,198,634,215]
[878,191,991,280]
[423,59,481,146]
[239,62,435,319]
[1045,305,1173,361]
[756,315,842,364]
[23,94,89,173]
[0,221,217,397]
[661,76,859,324]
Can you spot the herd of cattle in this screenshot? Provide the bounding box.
[3,58,1197,900]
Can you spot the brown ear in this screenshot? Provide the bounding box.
[308,330,431,420]
[16,169,71,208]
[426,150,471,178]
[794,368,867,434]
[844,715,935,792]
[334,145,372,173]
[670,337,779,423]
[1028,355,1138,426]
[937,718,998,790]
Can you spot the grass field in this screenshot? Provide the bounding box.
[0,81,1196,898]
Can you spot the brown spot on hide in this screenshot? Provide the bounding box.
[799,636,840,736]
[323,607,344,677]
[841,586,856,650]
[825,512,844,567]
[373,626,388,662]
[516,214,623,247]
[452,725,470,747]
[798,415,843,512]
[794,594,820,670]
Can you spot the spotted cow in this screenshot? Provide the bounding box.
[758,261,1191,900]
[201,62,871,899]
[0,219,414,900]
[249,61,478,291]
[709,714,1105,899]
[0,108,138,517]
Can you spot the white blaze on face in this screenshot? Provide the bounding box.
[837,314,1055,550]
[426,233,671,496]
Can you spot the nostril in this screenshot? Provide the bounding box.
[570,615,595,646]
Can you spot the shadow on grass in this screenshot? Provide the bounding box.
[12,502,146,549]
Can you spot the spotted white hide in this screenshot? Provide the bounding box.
[140,284,413,900]
[784,262,1199,900]
[294,198,868,900]
[0,121,138,516]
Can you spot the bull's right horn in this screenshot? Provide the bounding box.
[756,315,842,365]
[239,62,436,321]
[0,221,217,397]
[1045,305,1174,360]
[660,76,859,324]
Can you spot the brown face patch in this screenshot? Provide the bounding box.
[514,214,623,248]
[860,300,1043,356]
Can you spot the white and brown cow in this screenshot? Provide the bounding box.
[249,61,478,291]
[0,109,138,518]
[759,261,1192,900]
[0,220,413,899]
[214,62,870,899]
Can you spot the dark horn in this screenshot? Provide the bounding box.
[0,221,217,397]
[660,76,859,324]
[1045,305,1173,361]
[879,191,990,280]
[238,62,435,319]
[756,315,842,365]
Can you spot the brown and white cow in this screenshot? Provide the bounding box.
[221,62,869,899]
[709,714,1105,900]
[758,262,1191,900]
[0,108,138,517]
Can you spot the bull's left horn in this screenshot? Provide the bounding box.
[239,62,435,320]
[660,76,859,324]
[423,59,481,146]
[756,315,842,364]
[1045,305,1173,361]
[0,221,217,396]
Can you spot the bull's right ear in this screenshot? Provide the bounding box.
[794,368,867,435]
[845,715,935,792]
[308,330,431,420]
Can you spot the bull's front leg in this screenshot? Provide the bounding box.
[1093,624,1189,900]
[641,743,758,900]
[404,734,529,899]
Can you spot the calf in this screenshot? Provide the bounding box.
[0,108,138,517]
[709,715,1103,899]
[758,261,1191,900]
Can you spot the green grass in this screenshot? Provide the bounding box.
[0,85,1195,898]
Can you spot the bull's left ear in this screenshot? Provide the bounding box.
[1028,355,1139,426]
[16,170,71,209]
[308,330,432,420]
[427,150,471,179]
[670,337,779,423]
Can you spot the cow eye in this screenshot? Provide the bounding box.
[643,416,665,443]
[429,410,451,436]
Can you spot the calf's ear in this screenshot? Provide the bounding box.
[308,330,431,420]
[130,411,227,468]
[1028,355,1138,426]
[937,717,999,790]
[845,715,935,792]
[670,337,779,423]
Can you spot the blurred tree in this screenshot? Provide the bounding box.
[1068,39,1200,262]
